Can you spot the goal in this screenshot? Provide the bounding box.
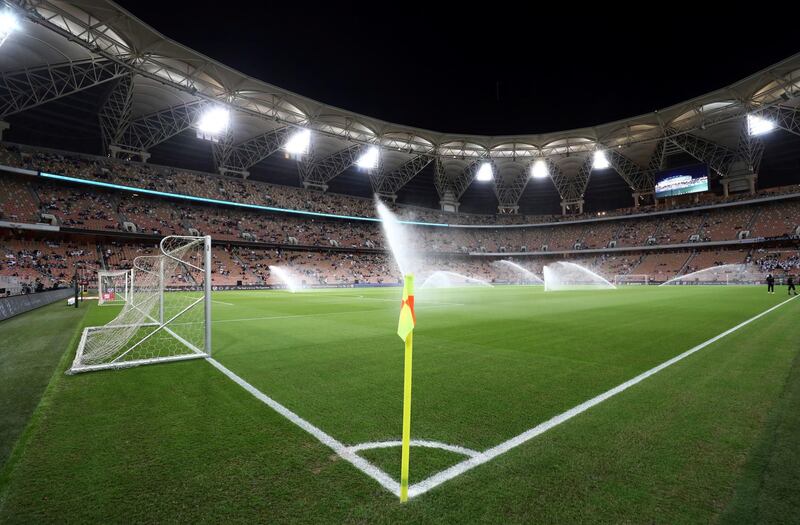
[69,236,212,373]
[613,274,649,286]
[98,270,131,306]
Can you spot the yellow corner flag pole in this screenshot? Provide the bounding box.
[397,274,416,503]
[400,330,413,502]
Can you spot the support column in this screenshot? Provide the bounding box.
[109,145,150,163]
[437,185,460,213]
[219,167,250,179]
[632,191,654,207]
[497,205,519,214]
[302,181,329,192]
[721,180,729,198]
[561,198,584,215]
[0,120,9,140]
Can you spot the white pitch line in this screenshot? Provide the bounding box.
[348,439,480,458]
[206,357,401,495]
[406,295,798,499]
[212,300,235,306]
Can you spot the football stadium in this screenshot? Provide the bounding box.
[0,2,799,523]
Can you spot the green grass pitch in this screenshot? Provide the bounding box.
[1,285,799,523]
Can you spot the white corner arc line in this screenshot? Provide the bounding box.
[406,295,798,499]
[348,440,481,458]
[206,357,401,496]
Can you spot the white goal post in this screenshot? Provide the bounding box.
[613,274,649,285]
[98,269,131,305]
[69,235,212,374]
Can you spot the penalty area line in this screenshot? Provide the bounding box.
[407,295,799,499]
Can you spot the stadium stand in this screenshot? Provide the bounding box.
[4,142,800,227]
[749,200,800,238]
[633,252,694,281]
[1,142,799,292]
[0,177,39,223]
[682,249,749,274]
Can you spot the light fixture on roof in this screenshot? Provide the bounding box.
[592,150,610,170]
[284,128,311,155]
[747,113,775,136]
[531,159,548,179]
[196,107,230,141]
[0,10,20,47]
[476,161,494,181]
[356,146,380,169]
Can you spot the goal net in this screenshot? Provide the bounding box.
[613,274,649,286]
[98,270,131,305]
[69,236,212,373]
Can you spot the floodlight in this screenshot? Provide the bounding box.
[284,128,311,155]
[747,114,775,136]
[476,162,494,181]
[197,107,230,136]
[0,10,20,46]
[356,146,380,169]
[531,159,549,179]
[592,150,610,170]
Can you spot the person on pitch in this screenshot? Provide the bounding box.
[788,275,797,296]
[766,273,775,294]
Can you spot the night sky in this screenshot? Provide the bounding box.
[116,2,798,136]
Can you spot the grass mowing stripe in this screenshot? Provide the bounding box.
[0,304,87,467]
[0,304,88,512]
[719,322,800,524]
[407,295,799,498]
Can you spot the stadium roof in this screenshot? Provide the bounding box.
[3,0,800,212]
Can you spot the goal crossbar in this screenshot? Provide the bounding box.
[613,274,649,285]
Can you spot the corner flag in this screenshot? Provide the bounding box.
[397,274,416,341]
[398,274,415,502]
